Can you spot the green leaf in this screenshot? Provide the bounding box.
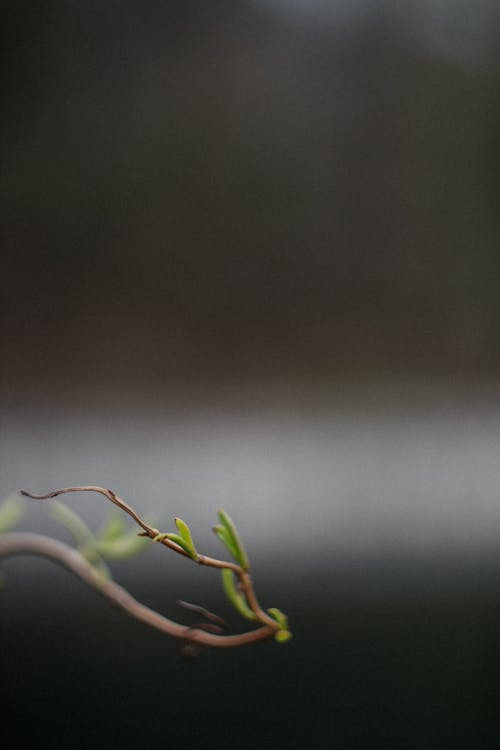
[50,501,95,549]
[155,532,198,559]
[96,532,149,560]
[216,510,249,570]
[213,524,239,560]
[174,517,197,558]
[267,607,289,631]
[274,629,292,643]
[0,496,25,533]
[221,568,256,621]
[97,512,126,542]
[46,500,113,577]
[268,608,292,642]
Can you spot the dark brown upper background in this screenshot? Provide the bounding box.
[3,5,500,748]
[3,0,499,395]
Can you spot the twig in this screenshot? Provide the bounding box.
[21,486,279,630]
[0,532,275,648]
[177,600,228,630]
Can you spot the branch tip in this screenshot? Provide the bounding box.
[12,485,288,642]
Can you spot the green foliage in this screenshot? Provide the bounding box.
[50,500,149,575]
[268,607,292,642]
[3,488,291,646]
[153,517,198,559]
[0,496,25,588]
[221,568,256,620]
[51,500,95,552]
[274,629,292,643]
[96,532,149,560]
[50,500,109,577]
[213,509,249,570]
[214,510,291,641]
[0,495,25,533]
[267,607,289,629]
[173,517,198,559]
[97,512,127,542]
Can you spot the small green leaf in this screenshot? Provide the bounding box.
[97,512,126,542]
[275,629,292,643]
[174,517,197,558]
[50,501,95,549]
[97,532,149,560]
[50,501,111,573]
[213,524,239,560]
[221,568,256,621]
[267,607,289,631]
[156,532,198,559]
[0,496,25,533]
[152,532,169,542]
[216,510,249,570]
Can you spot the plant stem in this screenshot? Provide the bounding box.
[0,532,275,648]
[21,486,280,631]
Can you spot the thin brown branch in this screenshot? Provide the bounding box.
[239,570,279,628]
[176,600,228,630]
[21,486,280,631]
[0,532,275,648]
[21,486,188,557]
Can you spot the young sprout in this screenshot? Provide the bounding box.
[0,486,292,650]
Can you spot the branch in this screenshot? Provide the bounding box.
[20,486,279,630]
[0,532,275,648]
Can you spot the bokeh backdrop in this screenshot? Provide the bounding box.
[2,2,500,748]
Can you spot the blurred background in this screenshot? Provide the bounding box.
[1,1,500,747]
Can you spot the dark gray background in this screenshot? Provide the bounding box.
[2,2,500,747]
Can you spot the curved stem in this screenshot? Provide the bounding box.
[21,486,279,631]
[21,487,189,558]
[0,532,275,648]
[240,571,279,628]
